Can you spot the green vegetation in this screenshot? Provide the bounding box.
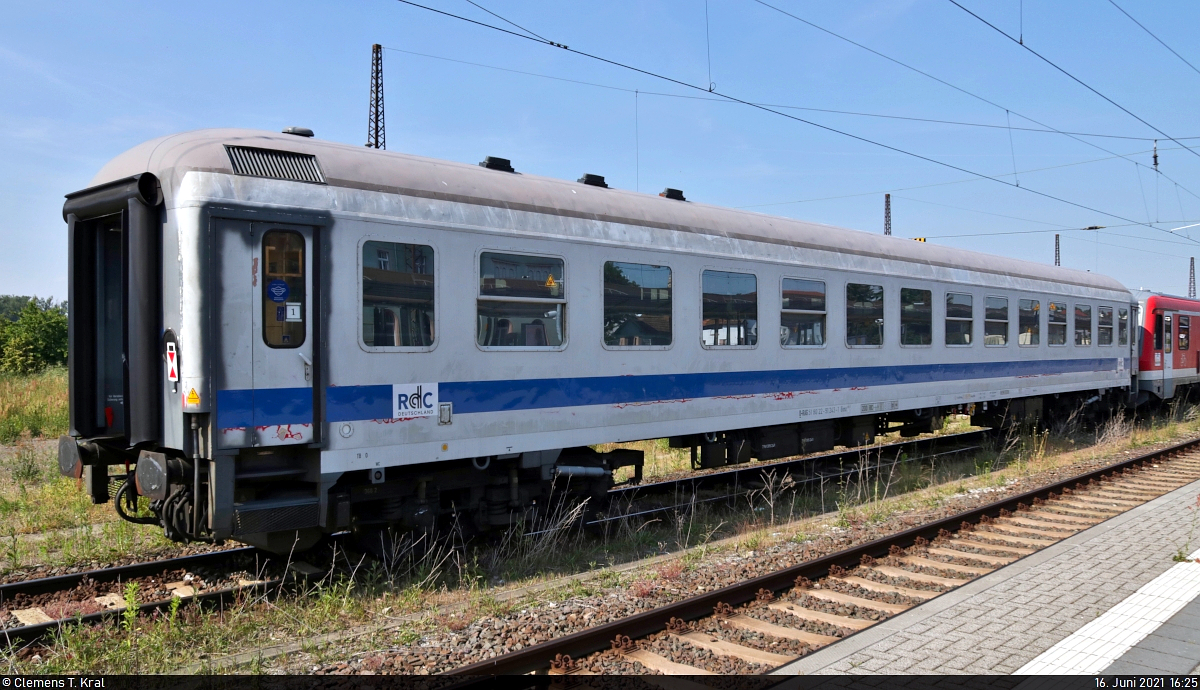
[0,297,67,375]
[0,367,68,443]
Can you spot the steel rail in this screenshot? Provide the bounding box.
[607,429,990,502]
[448,434,1200,675]
[0,546,269,646]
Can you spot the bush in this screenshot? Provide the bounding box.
[0,298,67,375]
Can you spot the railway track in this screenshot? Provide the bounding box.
[594,429,988,525]
[0,430,981,651]
[450,435,1200,675]
[0,546,285,647]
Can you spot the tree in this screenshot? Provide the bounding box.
[1,300,67,374]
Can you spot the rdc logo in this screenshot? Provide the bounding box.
[392,383,438,418]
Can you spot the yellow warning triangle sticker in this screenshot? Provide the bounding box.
[545,275,556,287]
[186,388,200,406]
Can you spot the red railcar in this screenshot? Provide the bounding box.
[1134,291,1200,400]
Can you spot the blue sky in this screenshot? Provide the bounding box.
[4,0,1200,299]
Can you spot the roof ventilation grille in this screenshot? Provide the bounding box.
[226,146,326,184]
[480,156,515,172]
[660,188,686,201]
[578,173,608,188]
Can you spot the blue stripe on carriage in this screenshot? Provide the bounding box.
[216,387,312,429]
[314,357,1118,424]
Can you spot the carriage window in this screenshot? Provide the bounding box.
[1180,315,1190,351]
[945,292,973,346]
[1166,315,1173,354]
[262,230,305,348]
[477,252,565,347]
[846,283,884,347]
[1075,304,1092,346]
[1155,314,1164,350]
[1048,301,1067,346]
[900,288,932,346]
[1118,308,1129,346]
[362,241,434,347]
[1097,306,1113,346]
[702,270,757,347]
[1019,299,1040,346]
[603,262,672,347]
[985,297,1009,346]
[781,278,825,347]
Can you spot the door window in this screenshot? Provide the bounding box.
[262,230,305,348]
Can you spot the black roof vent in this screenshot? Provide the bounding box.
[660,188,686,201]
[282,126,314,137]
[578,173,608,188]
[480,156,515,172]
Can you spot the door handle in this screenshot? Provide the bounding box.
[298,352,312,382]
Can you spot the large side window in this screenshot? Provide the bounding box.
[1180,315,1190,351]
[603,261,672,347]
[1097,306,1113,346]
[1019,299,1040,346]
[1075,304,1092,345]
[900,288,932,346]
[702,270,757,347]
[1048,301,1068,346]
[846,283,884,347]
[985,296,1009,346]
[477,252,565,347]
[262,230,305,348]
[945,292,973,346]
[1118,308,1129,346]
[362,241,434,347]
[781,278,825,347]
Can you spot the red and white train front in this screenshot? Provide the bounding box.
[1135,291,1200,401]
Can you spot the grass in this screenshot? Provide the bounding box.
[0,367,67,443]
[10,403,1200,673]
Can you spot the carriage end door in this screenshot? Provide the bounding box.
[251,224,316,446]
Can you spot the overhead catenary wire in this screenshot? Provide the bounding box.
[1106,0,1200,79]
[390,0,1200,246]
[946,0,1200,165]
[748,0,1200,204]
[381,46,1196,142]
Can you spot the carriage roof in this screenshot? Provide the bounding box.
[88,127,1128,294]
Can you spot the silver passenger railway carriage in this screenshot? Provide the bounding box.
[58,128,1137,552]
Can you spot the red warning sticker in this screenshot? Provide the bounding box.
[166,342,178,382]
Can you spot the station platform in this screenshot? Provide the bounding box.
[773,474,1200,675]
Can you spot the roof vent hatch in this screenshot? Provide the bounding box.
[660,188,686,201]
[480,156,515,172]
[226,145,326,184]
[281,127,314,137]
[578,173,608,188]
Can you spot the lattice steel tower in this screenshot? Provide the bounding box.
[884,194,892,236]
[367,44,385,150]
[1190,257,1196,299]
[1055,234,1060,266]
